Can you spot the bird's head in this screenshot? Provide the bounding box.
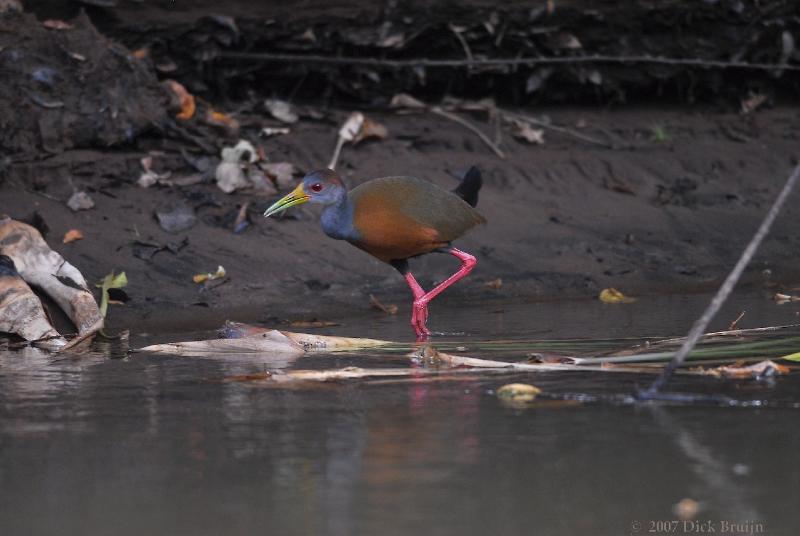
[264,169,347,217]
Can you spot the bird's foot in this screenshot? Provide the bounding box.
[411,300,431,340]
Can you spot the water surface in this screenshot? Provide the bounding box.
[1,291,799,535]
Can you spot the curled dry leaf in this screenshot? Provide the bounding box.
[165,80,195,120]
[264,99,298,124]
[354,118,388,144]
[369,294,398,315]
[485,278,503,290]
[62,229,84,243]
[599,288,636,304]
[262,162,296,189]
[511,120,545,144]
[390,93,426,109]
[42,19,73,30]
[193,265,226,284]
[773,292,800,304]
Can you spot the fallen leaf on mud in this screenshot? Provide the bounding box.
[62,229,84,243]
[215,162,249,193]
[511,120,545,144]
[369,294,398,315]
[741,92,767,115]
[165,80,195,120]
[155,203,196,233]
[42,19,73,30]
[599,288,636,303]
[221,140,258,164]
[548,32,582,50]
[289,319,341,328]
[138,155,172,188]
[132,47,148,59]
[205,109,240,135]
[264,99,298,124]
[354,117,388,144]
[193,265,226,284]
[701,360,789,378]
[96,270,127,318]
[773,292,800,304]
[262,162,296,189]
[0,256,64,347]
[673,498,700,521]
[67,191,95,211]
[496,383,542,404]
[485,278,503,289]
[390,93,426,109]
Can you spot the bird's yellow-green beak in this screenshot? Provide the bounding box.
[263,183,309,217]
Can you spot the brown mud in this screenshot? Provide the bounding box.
[1,2,799,334]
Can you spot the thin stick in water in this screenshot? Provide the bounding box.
[639,164,800,399]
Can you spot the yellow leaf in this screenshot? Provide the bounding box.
[781,352,800,362]
[599,287,636,304]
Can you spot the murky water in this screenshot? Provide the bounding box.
[2,291,799,535]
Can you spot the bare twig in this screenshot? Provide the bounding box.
[448,24,474,65]
[430,106,506,158]
[639,164,800,399]
[220,51,800,72]
[728,311,746,331]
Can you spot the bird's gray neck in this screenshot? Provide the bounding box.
[320,196,358,241]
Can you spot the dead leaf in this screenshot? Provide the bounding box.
[369,294,398,315]
[390,93,426,109]
[353,117,388,144]
[264,99,298,124]
[774,292,800,304]
[289,320,341,328]
[165,80,195,120]
[62,229,84,243]
[132,47,148,59]
[703,360,789,379]
[485,278,503,289]
[67,191,95,211]
[741,92,767,115]
[193,265,226,284]
[261,162,296,189]
[42,19,73,30]
[599,288,636,304]
[511,120,545,144]
[205,109,240,135]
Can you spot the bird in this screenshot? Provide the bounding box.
[264,167,485,340]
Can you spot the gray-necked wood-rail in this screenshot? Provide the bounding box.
[264,167,485,340]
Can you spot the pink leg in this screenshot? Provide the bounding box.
[403,248,477,341]
[404,272,430,339]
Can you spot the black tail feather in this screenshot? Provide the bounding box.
[452,166,482,207]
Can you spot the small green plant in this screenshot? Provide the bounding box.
[650,124,670,142]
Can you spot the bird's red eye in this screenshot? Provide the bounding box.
[310,183,323,193]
